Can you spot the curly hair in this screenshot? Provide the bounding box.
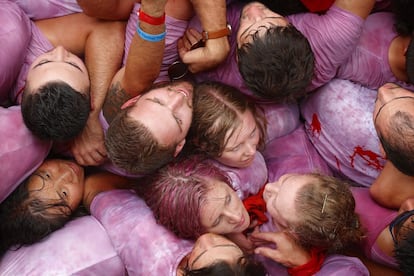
[186,81,266,158]
[237,25,314,103]
[21,81,90,141]
[105,105,177,175]
[394,228,414,275]
[137,156,234,239]
[290,174,364,253]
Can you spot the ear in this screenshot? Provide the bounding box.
[121,96,140,109]
[174,139,186,157]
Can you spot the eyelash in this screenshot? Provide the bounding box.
[212,195,231,227]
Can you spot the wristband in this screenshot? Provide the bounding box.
[138,8,165,25]
[136,24,166,42]
[201,24,232,42]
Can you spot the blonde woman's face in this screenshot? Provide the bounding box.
[263,174,311,231]
[216,110,259,168]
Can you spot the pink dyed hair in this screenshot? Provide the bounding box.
[139,156,233,239]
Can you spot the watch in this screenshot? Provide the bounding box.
[201,24,232,42]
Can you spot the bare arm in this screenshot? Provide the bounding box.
[180,0,230,73]
[102,0,167,120]
[77,0,136,20]
[334,0,375,19]
[370,161,414,209]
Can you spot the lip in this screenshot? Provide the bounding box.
[176,88,189,99]
[236,214,246,229]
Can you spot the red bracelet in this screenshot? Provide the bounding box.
[138,8,165,25]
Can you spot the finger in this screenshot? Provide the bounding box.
[250,231,281,243]
[255,246,281,261]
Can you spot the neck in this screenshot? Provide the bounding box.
[389,35,411,82]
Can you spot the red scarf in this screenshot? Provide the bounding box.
[242,186,268,226]
[287,248,326,276]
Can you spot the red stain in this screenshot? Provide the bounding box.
[308,113,321,137]
[350,146,384,170]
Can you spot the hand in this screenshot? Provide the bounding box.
[178,28,230,73]
[251,231,311,268]
[71,115,107,166]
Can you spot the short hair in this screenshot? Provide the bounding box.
[237,25,314,103]
[0,175,80,257]
[186,81,266,158]
[183,255,267,276]
[137,156,233,239]
[394,228,414,275]
[379,111,414,176]
[391,0,414,36]
[21,81,90,141]
[105,106,177,175]
[405,34,414,84]
[291,174,363,253]
[238,0,307,15]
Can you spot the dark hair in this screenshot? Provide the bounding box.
[391,0,414,36]
[187,81,266,158]
[405,34,414,84]
[0,175,84,257]
[237,25,314,104]
[105,106,176,174]
[239,0,307,15]
[379,110,414,176]
[394,228,414,275]
[183,256,267,276]
[21,81,90,141]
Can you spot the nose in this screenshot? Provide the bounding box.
[223,209,241,224]
[244,3,265,20]
[51,46,69,61]
[244,142,256,157]
[263,182,278,201]
[401,197,414,212]
[167,89,185,110]
[377,83,399,103]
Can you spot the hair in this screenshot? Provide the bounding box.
[183,256,267,276]
[239,0,307,15]
[137,156,233,239]
[185,81,266,158]
[21,81,90,141]
[405,34,414,84]
[289,174,364,253]
[379,111,414,176]
[105,105,177,175]
[391,0,414,36]
[394,228,414,275]
[237,25,314,104]
[0,175,85,257]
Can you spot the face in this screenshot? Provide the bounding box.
[389,198,414,244]
[199,178,250,234]
[27,159,85,211]
[263,174,311,230]
[216,110,260,168]
[187,233,243,270]
[373,83,414,140]
[26,46,90,95]
[237,2,288,47]
[128,81,194,147]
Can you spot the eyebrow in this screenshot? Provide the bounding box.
[146,98,183,132]
[239,16,284,42]
[33,60,84,73]
[191,244,241,267]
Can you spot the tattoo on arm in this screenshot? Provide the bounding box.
[103,82,130,124]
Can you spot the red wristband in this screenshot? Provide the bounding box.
[138,8,165,25]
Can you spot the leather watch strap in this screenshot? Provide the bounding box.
[201,24,232,41]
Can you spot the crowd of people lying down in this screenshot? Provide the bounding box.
[1,0,414,275]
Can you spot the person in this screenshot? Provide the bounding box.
[185,81,266,168]
[86,189,267,275]
[3,5,125,147]
[301,79,414,208]
[336,12,414,91]
[352,187,414,273]
[236,0,375,103]
[0,158,133,257]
